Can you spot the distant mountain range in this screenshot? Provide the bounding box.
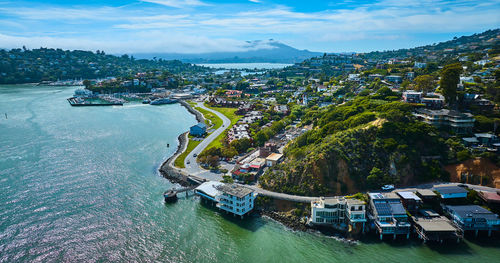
[132,40,323,64]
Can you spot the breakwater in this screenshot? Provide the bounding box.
[159,132,193,186]
[178,100,205,123]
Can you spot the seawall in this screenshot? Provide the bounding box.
[159,100,205,186]
[178,100,205,123]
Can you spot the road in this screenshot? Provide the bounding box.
[397,182,499,193]
[244,185,318,203]
[183,101,231,181]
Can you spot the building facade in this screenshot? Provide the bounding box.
[310,197,366,233]
[215,184,256,218]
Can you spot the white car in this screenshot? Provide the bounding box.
[381,184,395,191]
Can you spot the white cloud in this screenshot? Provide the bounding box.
[0,0,498,53]
[141,0,209,8]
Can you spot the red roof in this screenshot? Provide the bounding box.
[232,170,243,176]
[250,164,261,169]
[479,191,500,203]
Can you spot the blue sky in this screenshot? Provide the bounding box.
[0,0,499,54]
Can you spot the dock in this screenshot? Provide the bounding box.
[163,186,196,202]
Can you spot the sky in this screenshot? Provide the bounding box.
[0,0,499,54]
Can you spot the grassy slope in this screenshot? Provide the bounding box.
[174,138,201,168]
[195,106,222,130]
[203,103,241,150]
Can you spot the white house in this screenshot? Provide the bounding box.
[310,197,366,233]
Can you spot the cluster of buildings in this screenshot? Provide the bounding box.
[230,143,284,182]
[309,185,500,242]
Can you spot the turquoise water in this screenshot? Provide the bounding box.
[1,84,499,262]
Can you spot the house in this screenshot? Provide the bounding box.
[411,209,462,243]
[462,137,480,147]
[406,72,415,80]
[265,153,283,167]
[416,189,439,203]
[433,186,468,199]
[444,205,500,236]
[414,109,475,134]
[414,62,427,69]
[385,75,403,84]
[274,105,290,115]
[215,184,256,218]
[474,133,499,147]
[421,96,445,109]
[368,192,411,240]
[309,197,366,233]
[190,122,207,137]
[402,90,422,103]
[478,191,500,205]
[396,191,422,214]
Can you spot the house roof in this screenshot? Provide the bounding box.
[266,153,283,161]
[433,186,468,195]
[397,191,422,201]
[463,137,479,143]
[479,191,500,203]
[195,181,224,198]
[194,122,207,129]
[216,184,254,198]
[414,217,458,232]
[446,205,499,221]
[416,189,437,197]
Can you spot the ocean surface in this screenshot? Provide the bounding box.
[1,84,500,263]
[196,63,293,70]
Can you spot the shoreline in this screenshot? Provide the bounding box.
[158,99,204,186]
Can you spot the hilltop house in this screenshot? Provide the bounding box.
[414,109,475,134]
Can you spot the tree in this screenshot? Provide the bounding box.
[367,167,385,188]
[414,75,434,93]
[254,131,268,146]
[440,63,462,105]
[83,79,91,89]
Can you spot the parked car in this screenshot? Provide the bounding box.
[381,184,395,191]
[187,160,190,164]
[193,153,197,157]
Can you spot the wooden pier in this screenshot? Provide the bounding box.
[164,186,196,202]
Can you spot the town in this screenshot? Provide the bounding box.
[4,29,500,244]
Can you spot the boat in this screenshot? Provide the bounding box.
[142,99,151,104]
[150,98,178,105]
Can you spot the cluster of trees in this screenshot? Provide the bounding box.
[0,48,204,84]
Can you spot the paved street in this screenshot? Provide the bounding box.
[183,101,231,181]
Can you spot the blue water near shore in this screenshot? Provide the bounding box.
[1,84,500,262]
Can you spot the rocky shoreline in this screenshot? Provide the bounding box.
[178,100,205,123]
[158,132,192,187]
[258,210,309,232]
[158,100,204,187]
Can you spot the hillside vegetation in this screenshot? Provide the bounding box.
[260,90,450,196]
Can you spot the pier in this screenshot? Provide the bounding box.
[164,186,197,202]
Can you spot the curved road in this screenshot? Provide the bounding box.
[183,101,230,181]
